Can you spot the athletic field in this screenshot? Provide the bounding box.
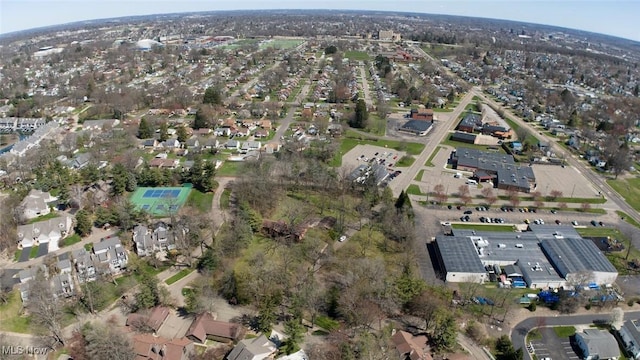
[129,185,192,216]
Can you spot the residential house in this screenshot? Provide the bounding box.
[185,138,200,150]
[126,306,170,333]
[201,138,220,150]
[20,189,56,220]
[254,129,269,138]
[186,312,243,344]
[132,334,194,360]
[617,319,640,360]
[225,140,240,150]
[132,222,176,257]
[231,128,250,137]
[142,139,159,149]
[193,128,212,136]
[17,214,73,249]
[575,329,620,360]
[214,127,231,137]
[51,272,75,298]
[72,248,97,283]
[93,236,128,274]
[56,259,72,274]
[149,158,180,169]
[391,330,432,360]
[263,143,281,154]
[18,265,48,302]
[226,334,276,360]
[69,153,92,169]
[258,119,272,130]
[162,138,181,150]
[82,119,120,131]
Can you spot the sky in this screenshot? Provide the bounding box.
[1,0,639,42]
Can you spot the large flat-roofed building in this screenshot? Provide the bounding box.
[450,147,535,192]
[435,236,487,283]
[435,225,617,288]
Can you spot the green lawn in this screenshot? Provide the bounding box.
[220,188,232,209]
[576,227,628,240]
[84,243,93,252]
[407,184,424,196]
[29,246,38,259]
[616,211,640,229]
[415,170,424,182]
[0,291,32,333]
[451,224,516,232]
[396,155,415,167]
[364,114,386,136]
[425,146,442,167]
[165,268,194,285]
[27,212,59,224]
[315,315,340,331]
[608,178,640,212]
[505,117,540,144]
[186,190,214,213]
[553,326,576,338]
[345,50,370,61]
[217,161,244,176]
[60,234,82,247]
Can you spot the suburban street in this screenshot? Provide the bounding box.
[389,91,475,196]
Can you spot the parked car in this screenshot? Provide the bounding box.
[555,220,562,225]
[599,221,605,226]
[591,220,598,226]
[464,210,473,215]
[571,220,579,226]
[339,235,347,242]
[551,209,558,214]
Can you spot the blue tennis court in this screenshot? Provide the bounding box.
[143,189,181,198]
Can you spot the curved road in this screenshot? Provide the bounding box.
[511,310,640,360]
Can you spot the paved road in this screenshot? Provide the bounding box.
[269,83,311,145]
[511,310,640,360]
[359,65,373,108]
[389,91,475,197]
[472,89,640,225]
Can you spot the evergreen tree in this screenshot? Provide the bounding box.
[203,87,222,105]
[158,122,169,142]
[350,98,369,128]
[74,210,93,237]
[432,313,458,352]
[176,126,188,143]
[137,117,154,139]
[193,108,209,129]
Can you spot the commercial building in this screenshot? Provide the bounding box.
[450,147,536,193]
[399,119,432,136]
[435,225,618,288]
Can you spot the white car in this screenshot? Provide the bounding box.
[339,235,347,242]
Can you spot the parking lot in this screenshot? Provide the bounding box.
[341,144,408,186]
[532,165,597,198]
[529,327,581,360]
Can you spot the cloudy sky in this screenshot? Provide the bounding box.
[1,0,639,42]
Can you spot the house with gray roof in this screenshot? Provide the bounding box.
[93,236,128,274]
[17,214,73,250]
[132,222,176,257]
[72,248,97,283]
[226,334,276,360]
[618,319,640,360]
[51,272,75,298]
[19,189,56,220]
[575,329,619,360]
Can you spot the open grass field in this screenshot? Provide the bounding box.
[0,291,32,333]
[186,190,214,213]
[217,161,245,176]
[260,39,304,49]
[345,51,370,61]
[608,178,640,212]
[129,185,192,216]
[617,210,640,229]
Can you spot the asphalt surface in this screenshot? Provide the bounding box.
[511,310,640,360]
[472,89,640,226]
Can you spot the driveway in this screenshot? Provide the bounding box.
[35,243,48,258]
[18,247,31,262]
